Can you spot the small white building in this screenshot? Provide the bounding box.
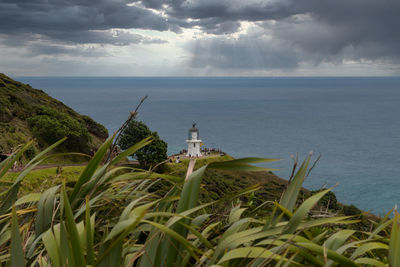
[186,123,202,157]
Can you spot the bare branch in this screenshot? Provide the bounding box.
[106,95,148,162]
[306,153,322,179]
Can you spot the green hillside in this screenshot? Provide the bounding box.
[0,73,108,155]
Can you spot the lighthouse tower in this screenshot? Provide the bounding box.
[186,123,202,157]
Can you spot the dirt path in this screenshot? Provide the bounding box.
[6,163,86,173]
[7,160,140,172]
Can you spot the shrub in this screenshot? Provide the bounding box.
[343,204,362,216]
[23,145,36,160]
[313,190,340,211]
[118,120,167,169]
[82,115,108,139]
[28,106,91,152]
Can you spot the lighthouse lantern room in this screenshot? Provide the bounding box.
[186,123,202,157]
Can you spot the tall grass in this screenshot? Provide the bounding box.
[0,137,398,266]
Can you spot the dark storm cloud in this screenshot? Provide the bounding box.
[0,0,169,34]
[0,0,399,72]
[168,0,295,22]
[0,0,298,44]
[139,0,297,34]
[0,0,170,47]
[183,0,400,70]
[278,0,400,62]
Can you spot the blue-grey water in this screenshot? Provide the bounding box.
[16,76,400,215]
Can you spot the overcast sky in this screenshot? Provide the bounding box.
[1,0,399,76]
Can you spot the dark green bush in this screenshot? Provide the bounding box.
[313,190,340,211]
[28,106,91,152]
[343,204,362,216]
[23,146,36,160]
[118,120,167,170]
[82,115,108,139]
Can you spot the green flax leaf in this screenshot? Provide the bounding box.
[11,206,25,267]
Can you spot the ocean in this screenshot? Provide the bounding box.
[16,76,400,215]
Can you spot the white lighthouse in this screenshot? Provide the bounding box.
[186,123,202,157]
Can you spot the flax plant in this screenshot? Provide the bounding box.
[0,137,399,266]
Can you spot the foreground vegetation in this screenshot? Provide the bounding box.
[0,137,399,266]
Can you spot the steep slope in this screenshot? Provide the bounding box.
[0,73,108,154]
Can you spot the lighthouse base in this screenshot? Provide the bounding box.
[186,152,202,158]
[186,140,202,158]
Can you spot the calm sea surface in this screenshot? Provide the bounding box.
[16,76,400,214]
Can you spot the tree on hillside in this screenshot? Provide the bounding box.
[118,120,168,169]
[28,106,91,153]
